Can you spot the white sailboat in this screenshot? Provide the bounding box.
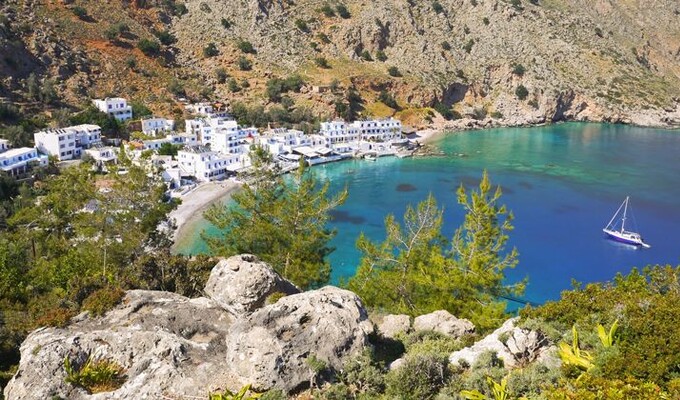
[602,196,650,248]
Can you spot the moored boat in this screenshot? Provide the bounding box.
[602,196,650,248]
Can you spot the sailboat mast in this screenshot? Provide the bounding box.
[621,196,629,232]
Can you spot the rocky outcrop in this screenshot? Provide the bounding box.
[4,257,374,399]
[378,314,411,339]
[448,318,557,369]
[204,254,300,316]
[413,310,475,338]
[226,286,374,392]
[4,290,233,400]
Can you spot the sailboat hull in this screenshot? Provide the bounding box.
[603,228,650,248]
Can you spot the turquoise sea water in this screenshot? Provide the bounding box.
[175,123,680,305]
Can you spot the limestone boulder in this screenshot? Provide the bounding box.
[378,314,411,339]
[413,310,475,338]
[226,286,374,392]
[449,318,557,369]
[204,254,300,316]
[4,290,233,400]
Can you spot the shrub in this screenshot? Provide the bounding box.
[64,356,125,394]
[0,103,20,122]
[34,307,77,328]
[375,50,387,61]
[483,17,490,25]
[515,84,529,100]
[199,2,211,12]
[402,330,468,356]
[215,67,228,84]
[320,4,335,17]
[360,50,373,61]
[336,4,350,18]
[529,0,539,4]
[378,90,399,109]
[260,389,287,400]
[434,102,454,120]
[510,0,523,10]
[228,78,241,93]
[317,33,331,44]
[295,18,309,33]
[72,6,88,19]
[209,384,260,400]
[221,18,231,29]
[137,38,160,56]
[82,287,125,317]
[125,56,137,70]
[442,41,451,51]
[335,351,386,397]
[167,79,185,96]
[203,42,219,57]
[237,56,252,71]
[512,63,526,76]
[236,39,256,54]
[130,101,152,118]
[432,1,444,13]
[490,111,503,119]
[155,30,176,46]
[315,57,330,68]
[386,353,450,400]
[387,66,401,77]
[463,39,475,53]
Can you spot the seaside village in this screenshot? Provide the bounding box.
[1,97,416,196]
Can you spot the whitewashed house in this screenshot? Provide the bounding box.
[177,146,240,182]
[71,124,102,149]
[350,118,402,142]
[167,132,198,146]
[184,102,214,116]
[92,98,133,121]
[0,139,9,153]
[185,115,257,154]
[0,147,48,176]
[140,137,172,151]
[141,117,175,136]
[319,120,360,144]
[34,129,80,161]
[84,146,118,169]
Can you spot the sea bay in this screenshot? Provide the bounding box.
[175,122,680,305]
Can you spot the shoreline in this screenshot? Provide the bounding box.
[170,180,242,252]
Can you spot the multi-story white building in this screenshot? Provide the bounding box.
[92,97,133,121]
[177,146,240,182]
[184,102,214,116]
[84,146,118,168]
[350,118,402,142]
[0,139,9,153]
[141,117,175,136]
[33,124,102,161]
[34,128,80,161]
[0,147,49,176]
[185,115,257,154]
[319,120,360,144]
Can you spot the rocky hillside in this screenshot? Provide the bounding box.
[1,0,680,127]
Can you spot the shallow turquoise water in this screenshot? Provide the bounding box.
[175,123,680,305]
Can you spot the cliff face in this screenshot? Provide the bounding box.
[1,0,679,127]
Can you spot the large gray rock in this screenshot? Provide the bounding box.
[449,318,557,369]
[226,286,374,393]
[204,254,300,316]
[378,314,411,339]
[4,290,233,400]
[413,310,475,338]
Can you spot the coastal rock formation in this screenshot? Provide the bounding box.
[378,314,411,339]
[226,286,374,392]
[3,258,373,398]
[204,254,300,316]
[413,310,475,338]
[449,318,557,369]
[3,290,233,400]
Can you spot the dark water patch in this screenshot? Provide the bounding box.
[396,183,418,192]
[438,177,453,184]
[553,204,580,214]
[329,210,367,225]
[499,185,514,195]
[457,175,482,188]
[518,181,534,190]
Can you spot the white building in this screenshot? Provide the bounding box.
[350,118,402,142]
[140,137,172,151]
[185,115,257,154]
[141,117,175,136]
[0,147,49,176]
[34,129,80,161]
[0,139,9,153]
[319,120,360,144]
[177,146,240,182]
[92,98,133,121]
[84,146,118,168]
[33,124,102,161]
[184,102,214,116]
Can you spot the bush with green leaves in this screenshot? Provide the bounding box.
[64,356,125,394]
[236,39,256,54]
[378,90,399,109]
[221,18,231,29]
[386,353,450,400]
[432,1,444,13]
[315,57,330,68]
[320,4,335,17]
[155,30,176,46]
[376,50,387,61]
[81,287,125,317]
[512,64,526,76]
[442,41,451,51]
[334,350,386,397]
[238,56,253,71]
[137,39,160,56]
[203,43,219,58]
[402,330,469,357]
[387,66,401,77]
[464,39,475,53]
[336,4,351,18]
[209,383,261,400]
[515,84,529,100]
[72,6,88,19]
[295,19,310,33]
[317,33,331,44]
[360,50,372,61]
